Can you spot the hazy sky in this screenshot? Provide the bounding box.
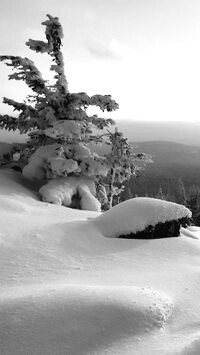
[1,0,200,122]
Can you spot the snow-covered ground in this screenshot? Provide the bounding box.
[1,168,200,354]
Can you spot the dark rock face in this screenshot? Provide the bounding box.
[118,217,191,239]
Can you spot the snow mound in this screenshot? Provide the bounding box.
[93,197,192,238]
[0,284,173,355]
[47,157,80,176]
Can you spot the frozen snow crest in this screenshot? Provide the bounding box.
[93,197,192,238]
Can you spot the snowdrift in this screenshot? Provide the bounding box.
[0,168,200,354]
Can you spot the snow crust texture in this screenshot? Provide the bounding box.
[93,197,192,237]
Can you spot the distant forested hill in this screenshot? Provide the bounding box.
[122,141,200,198]
[115,121,200,146]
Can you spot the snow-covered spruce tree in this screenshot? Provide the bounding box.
[0,14,149,211]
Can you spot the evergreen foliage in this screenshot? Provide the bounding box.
[0,14,150,210]
[176,178,187,206]
[156,186,165,200]
[187,185,200,226]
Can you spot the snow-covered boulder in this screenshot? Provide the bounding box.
[93,197,192,238]
[39,176,101,212]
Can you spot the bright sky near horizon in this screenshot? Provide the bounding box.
[1,0,200,122]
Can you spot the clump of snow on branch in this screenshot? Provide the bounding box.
[44,120,83,140]
[22,142,108,182]
[47,157,80,177]
[79,156,109,178]
[78,185,101,211]
[39,176,101,211]
[93,197,192,238]
[22,144,61,180]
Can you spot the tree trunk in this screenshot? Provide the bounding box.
[108,167,116,209]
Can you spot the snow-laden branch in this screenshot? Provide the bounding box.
[89,115,115,129]
[63,93,119,112]
[90,95,119,112]
[0,97,39,133]
[3,97,36,113]
[0,56,48,95]
[0,113,38,133]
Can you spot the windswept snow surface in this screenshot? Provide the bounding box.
[0,169,200,354]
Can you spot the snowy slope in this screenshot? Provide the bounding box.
[0,168,200,354]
